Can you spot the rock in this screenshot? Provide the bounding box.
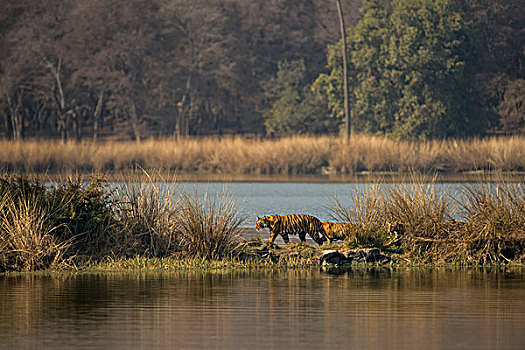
[319,250,347,266]
[363,248,381,262]
[320,248,392,266]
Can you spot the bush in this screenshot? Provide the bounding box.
[49,178,116,259]
[0,190,70,271]
[177,190,244,259]
[112,180,179,257]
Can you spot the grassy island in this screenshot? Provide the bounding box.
[0,173,523,273]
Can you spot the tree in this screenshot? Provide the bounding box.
[315,0,489,139]
[499,79,525,133]
[335,0,351,142]
[263,60,336,136]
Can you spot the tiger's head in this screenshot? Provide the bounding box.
[255,215,276,230]
[387,221,405,236]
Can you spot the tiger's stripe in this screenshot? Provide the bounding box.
[321,221,360,242]
[255,214,328,245]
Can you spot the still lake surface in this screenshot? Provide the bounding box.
[1,268,524,349]
[168,181,469,225]
[2,182,524,349]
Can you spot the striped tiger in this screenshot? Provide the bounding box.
[255,214,328,245]
[321,221,360,242]
[385,221,405,246]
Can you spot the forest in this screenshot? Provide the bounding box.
[0,0,524,141]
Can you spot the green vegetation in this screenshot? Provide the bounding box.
[313,0,488,139]
[0,174,524,272]
[0,175,244,272]
[1,1,523,140]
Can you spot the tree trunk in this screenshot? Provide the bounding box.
[175,72,191,139]
[336,0,351,143]
[93,90,104,142]
[128,100,141,142]
[45,57,68,141]
[6,91,24,141]
[174,23,196,139]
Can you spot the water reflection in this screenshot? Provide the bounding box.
[1,268,524,349]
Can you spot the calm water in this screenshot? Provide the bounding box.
[1,268,524,349]
[157,182,468,224]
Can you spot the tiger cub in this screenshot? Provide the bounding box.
[385,221,406,246]
[255,214,328,245]
[321,221,360,243]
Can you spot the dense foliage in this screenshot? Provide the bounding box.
[0,0,524,140]
[314,0,524,139]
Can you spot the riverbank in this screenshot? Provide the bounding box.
[1,175,524,272]
[2,136,525,180]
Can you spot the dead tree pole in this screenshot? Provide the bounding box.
[336,0,350,143]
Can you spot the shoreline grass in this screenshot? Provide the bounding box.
[2,136,525,181]
[0,174,524,272]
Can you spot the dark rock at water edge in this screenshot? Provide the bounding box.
[319,248,391,266]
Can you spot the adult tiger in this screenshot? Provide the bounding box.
[321,221,360,243]
[255,214,328,245]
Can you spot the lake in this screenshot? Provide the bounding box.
[162,181,468,225]
[1,268,524,349]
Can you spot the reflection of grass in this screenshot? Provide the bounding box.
[3,136,525,177]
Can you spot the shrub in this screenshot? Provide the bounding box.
[0,192,70,271]
[112,179,180,257]
[177,190,244,259]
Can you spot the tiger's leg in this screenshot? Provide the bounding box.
[298,232,306,243]
[320,228,331,244]
[311,231,327,246]
[269,230,279,242]
[281,233,290,244]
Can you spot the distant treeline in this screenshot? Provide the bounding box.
[0,0,523,141]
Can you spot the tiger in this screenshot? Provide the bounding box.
[385,221,406,246]
[387,221,405,236]
[321,221,360,243]
[255,214,328,245]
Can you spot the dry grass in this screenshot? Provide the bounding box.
[0,192,71,271]
[329,176,525,265]
[2,135,525,176]
[331,183,390,247]
[177,190,244,260]
[0,174,247,271]
[111,174,180,258]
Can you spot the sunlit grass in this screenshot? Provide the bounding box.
[1,173,524,272]
[2,135,525,176]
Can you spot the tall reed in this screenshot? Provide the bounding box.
[177,190,244,260]
[331,183,390,247]
[0,192,70,271]
[111,174,180,257]
[459,182,525,264]
[2,136,525,176]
